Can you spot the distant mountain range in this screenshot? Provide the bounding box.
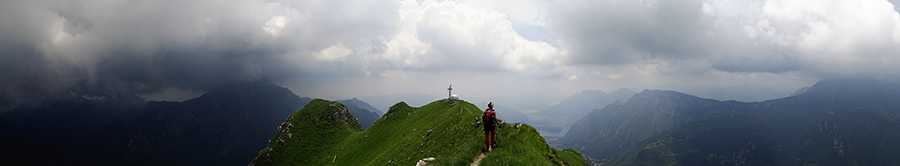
[337,98,381,129]
[475,101,532,124]
[89,79,313,165]
[530,88,635,136]
[556,78,900,165]
[0,79,314,165]
[338,97,383,115]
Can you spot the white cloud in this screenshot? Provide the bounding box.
[262,16,287,36]
[568,74,578,80]
[710,0,900,76]
[381,32,430,69]
[315,43,353,61]
[702,2,713,15]
[372,0,566,76]
[607,73,621,80]
[454,0,550,27]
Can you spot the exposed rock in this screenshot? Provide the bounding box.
[326,103,363,131]
[416,157,436,166]
[426,130,433,136]
[326,103,348,122]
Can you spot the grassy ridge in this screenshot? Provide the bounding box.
[251,99,589,166]
[250,99,362,165]
[480,123,590,166]
[333,99,484,165]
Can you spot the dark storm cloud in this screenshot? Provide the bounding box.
[0,0,399,105]
[550,0,712,65]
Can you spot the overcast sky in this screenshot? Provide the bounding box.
[2,0,900,107]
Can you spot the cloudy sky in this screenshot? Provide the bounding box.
[2,0,900,108]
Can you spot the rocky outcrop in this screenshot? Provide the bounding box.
[327,103,362,131]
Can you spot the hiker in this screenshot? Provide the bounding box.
[482,101,499,152]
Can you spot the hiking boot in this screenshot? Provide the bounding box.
[481,148,488,153]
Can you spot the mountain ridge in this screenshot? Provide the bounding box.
[558,78,900,165]
[251,99,589,165]
[359,93,439,115]
[88,79,313,165]
[0,79,314,165]
[556,89,734,163]
[532,88,635,136]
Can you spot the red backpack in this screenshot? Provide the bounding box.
[482,109,496,125]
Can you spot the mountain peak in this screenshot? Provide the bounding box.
[579,89,607,94]
[636,89,690,97]
[626,90,713,109]
[789,86,812,96]
[323,100,363,131]
[614,87,633,93]
[610,87,635,96]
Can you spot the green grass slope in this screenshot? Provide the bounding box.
[250,99,363,165]
[480,123,589,166]
[250,99,588,166]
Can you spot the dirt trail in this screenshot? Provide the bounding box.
[469,152,486,166]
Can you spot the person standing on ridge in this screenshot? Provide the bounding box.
[482,101,499,152]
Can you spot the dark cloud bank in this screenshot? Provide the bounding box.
[0,0,397,108]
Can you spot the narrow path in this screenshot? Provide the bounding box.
[469,152,486,166]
